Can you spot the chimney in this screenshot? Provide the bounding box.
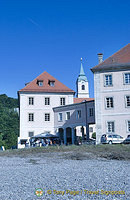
[97,53,103,64]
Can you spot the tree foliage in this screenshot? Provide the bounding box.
[0,94,19,149]
[92,132,96,139]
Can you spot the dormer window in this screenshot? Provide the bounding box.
[48,80,55,87]
[37,80,43,86]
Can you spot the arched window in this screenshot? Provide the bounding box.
[82,85,85,90]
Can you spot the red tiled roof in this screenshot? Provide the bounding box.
[91,44,130,72]
[74,98,94,104]
[19,71,75,93]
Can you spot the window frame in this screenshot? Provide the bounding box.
[60,97,66,106]
[48,80,55,87]
[124,73,130,85]
[66,112,70,120]
[104,74,113,87]
[37,80,43,86]
[28,113,34,122]
[28,131,34,137]
[28,97,34,105]
[125,95,130,108]
[45,97,50,105]
[127,120,130,132]
[76,110,81,119]
[89,127,93,132]
[58,113,63,122]
[45,113,50,121]
[89,108,94,116]
[107,121,115,133]
[105,97,114,109]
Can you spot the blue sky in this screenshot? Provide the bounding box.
[0,0,130,98]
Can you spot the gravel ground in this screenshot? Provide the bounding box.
[0,152,129,200]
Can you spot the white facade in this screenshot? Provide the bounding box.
[92,44,130,144]
[18,92,74,148]
[77,80,89,98]
[94,70,130,144]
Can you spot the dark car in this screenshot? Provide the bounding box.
[122,135,130,144]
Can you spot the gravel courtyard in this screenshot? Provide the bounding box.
[0,146,130,200]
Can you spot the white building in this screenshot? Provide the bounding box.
[18,71,75,148]
[18,60,95,148]
[91,44,130,144]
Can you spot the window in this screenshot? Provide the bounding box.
[82,85,85,90]
[29,97,34,105]
[89,127,93,132]
[58,113,63,121]
[77,110,81,119]
[37,80,43,86]
[105,97,114,108]
[28,113,34,121]
[48,80,55,87]
[66,112,70,120]
[28,132,34,137]
[45,113,50,121]
[60,98,65,105]
[107,121,114,133]
[124,73,130,84]
[125,96,130,107]
[45,97,50,105]
[104,74,112,86]
[89,108,94,116]
[127,121,130,132]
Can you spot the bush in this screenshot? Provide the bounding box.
[92,132,96,139]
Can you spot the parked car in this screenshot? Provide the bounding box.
[101,134,124,144]
[122,135,130,144]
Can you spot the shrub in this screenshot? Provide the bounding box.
[92,132,96,139]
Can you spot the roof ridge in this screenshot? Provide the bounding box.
[19,71,75,93]
[98,44,130,67]
[91,43,130,72]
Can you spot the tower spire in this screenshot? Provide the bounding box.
[80,57,86,76]
[77,58,87,82]
[76,57,89,98]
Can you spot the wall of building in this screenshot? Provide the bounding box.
[94,69,130,144]
[94,72,102,144]
[53,101,95,131]
[18,92,74,148]
[77,80,89,98]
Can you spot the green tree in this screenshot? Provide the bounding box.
[0,94,19,149]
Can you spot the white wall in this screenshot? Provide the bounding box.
[77,80,89,98]
[18,92,74,148]
[94,70,130,144]
[94,72,102,144]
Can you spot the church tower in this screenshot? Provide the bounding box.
[76,58,89,98]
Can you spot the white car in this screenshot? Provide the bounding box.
[101,134,124,144]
